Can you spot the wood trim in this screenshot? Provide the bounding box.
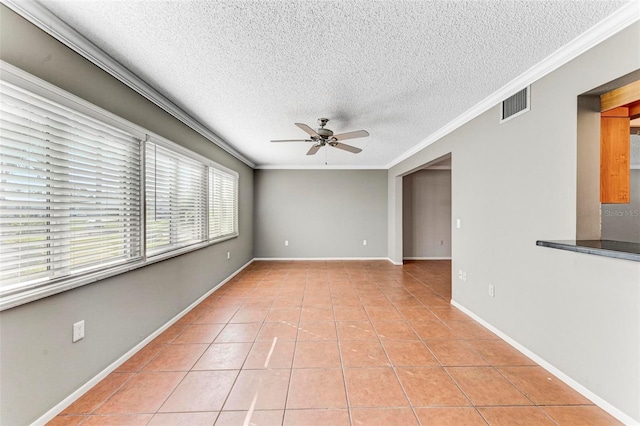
[600,116,630,203]
[601,80,640,112]
[601,107,629,117]
[628,100,640,119]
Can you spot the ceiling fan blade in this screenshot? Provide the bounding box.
[306,144,321,155]
[295,123,321,138]
[331,130,369,141]
[332,142,362,153]
[271,139,310,143]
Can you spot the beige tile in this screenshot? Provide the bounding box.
[159,370,238,412]
[256,321,299,341]
[287,369,347,409]
[498,366,591,405]
[466,339,536,366]
[153,324,187,344]
[95,372,185,414]
[397,307,440,322]
[80,414,152,426]
[336,321,377,341]
[344,368,409,408]
[148,412,218,426]
[283,409,350,425]
[214,410,284,425]
[333,306,369,321]
[294,341,342,368]
[445,320,498,339]
[365,307,404,321]
[340,340,391,367]
[478,407,556,426]
[193,307,239,324]
[300,307,334,321]
[244,340,295,369]
[114,342,164,373]
[426,340,490,366]
[396,367,471,407]
[414,407,487,426]
[61,373,132,415]
[373,320,419,340]
[171,323,225,344]
[192,342,252,370]
[410,320,457,340]
[447,367,531,406]
[541,406,623,425]
[297,321,337,341]
[223,369,291,410]
[214,323,261,343]
[265,307,301,323]
[382,340,440,367]
[143,344,208,371]
[350,408,419,425]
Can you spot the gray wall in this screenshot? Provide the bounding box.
[403,169,452,258]
[0,6,254,425]
[254,169,387,258]
[602,169,640,243]
[388,22,640,422]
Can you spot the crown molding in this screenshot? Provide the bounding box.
[2,0,256,168]
[4,0,637,172]
[386,1,640,170]
[255,164,387,170]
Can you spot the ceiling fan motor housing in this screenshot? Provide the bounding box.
[316,118,333,138]
[317,127,334,138]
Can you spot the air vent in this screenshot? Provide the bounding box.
[500,86,530,123]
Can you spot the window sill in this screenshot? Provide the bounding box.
[536,239,640,262]
[0,234,238,312]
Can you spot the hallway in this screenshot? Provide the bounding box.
[49,260,619,425]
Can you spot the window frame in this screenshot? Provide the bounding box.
[0,61,239,311]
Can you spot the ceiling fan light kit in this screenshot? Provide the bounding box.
[271,118,369,155]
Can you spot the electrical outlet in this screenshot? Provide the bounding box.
[285,240,289,246]
[456,218,461,229]
[73,320,85,343]
[488,285,495,297]
[227,251,230,260]
[363,240,367,246]
[462,271,467,282]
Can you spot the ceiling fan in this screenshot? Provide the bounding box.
[271,118,369,155]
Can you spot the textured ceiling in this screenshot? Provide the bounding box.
[37,0,630,168]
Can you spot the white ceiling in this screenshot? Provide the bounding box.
[34,0,632,168]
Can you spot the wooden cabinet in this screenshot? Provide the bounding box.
[600,108,629,203]
[600,80,639,204]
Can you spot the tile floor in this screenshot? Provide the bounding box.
[49,260,621,425]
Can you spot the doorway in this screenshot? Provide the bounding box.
[401,155,452,299]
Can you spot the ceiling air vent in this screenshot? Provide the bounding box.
[500,86,530,123]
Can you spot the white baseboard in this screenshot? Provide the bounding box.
[33,259,255,426]
[253,257,391,262]
[403,257,452,260]
[450,300,639,426]
[254,257,401,267]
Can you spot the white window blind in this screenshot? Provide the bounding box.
[209,168,238,240]
[0,81,142,291]
[145,141,207,256]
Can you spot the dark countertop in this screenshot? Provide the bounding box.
[536,240,640,262]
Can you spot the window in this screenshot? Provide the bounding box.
[0,63,239,310]
[209,168,238,240]
[0,80,142,292]
[145,141,207,256]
